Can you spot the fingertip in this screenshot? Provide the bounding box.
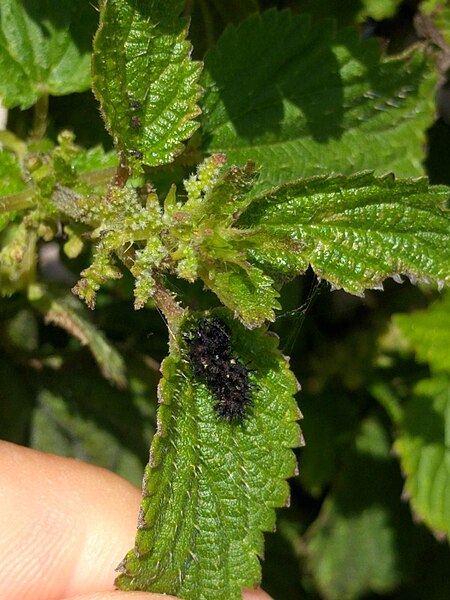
[242,588,274,600]
[0,441,141,600]
[63,593,179,600]
[65,588,271,600]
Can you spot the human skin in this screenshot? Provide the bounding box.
[0,441,273,600]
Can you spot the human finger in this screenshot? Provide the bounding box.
[62,593,177,600]
[0,441,142,600]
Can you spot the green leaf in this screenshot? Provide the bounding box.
[361,0,403,19]
[238,172,450,295]
[187,0,259,58]
[0,358,35,444]
[31,289,127,387]
[60,185,166,310]
[3,307,39,352]
[394,375,450,539]
[92,0,202,168]
[285,0,403,24]
[165,157,280,326]
[299,391,359,496]
[0,0,96,109]
[394,291,450,373]
[198,261,280,329]
[70,145,119,174]
[0,221,37,296]
[0,148,26,196]
[72,246,123,310]
[0,148,27,231]
[115,310,302,599]
[30,365,157,486]
[201,11,436,195]
[306,418,418,600]
[205,0,259,24]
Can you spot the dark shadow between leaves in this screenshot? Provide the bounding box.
[0,360,35,445]
[21,0,97,54]
[32,358,156,475]
[292,1,364,27]
[400,390,446,448]
[307,421,433,587]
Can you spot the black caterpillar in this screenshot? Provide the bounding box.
[184,317,251,423]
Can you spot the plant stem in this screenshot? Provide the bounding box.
[112,154,130,189]
[119,247,186,350]
[198,0,216,50]
[31,94,49,141]
[153,276,186,353]
[0,189,34,213]
[152,274,185,322]
[80,167,117,186]
[0,167,118,214]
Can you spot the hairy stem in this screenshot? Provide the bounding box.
[31,94,49,141]
[0,189,34,213]
[152,275,186,348]
[0,167,118,214]
[119,248,185,351]
[111,154,130,190]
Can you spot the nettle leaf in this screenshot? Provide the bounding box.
[208,0,259,23]
[201,10,436,195]
[70,145,119,174]
[0,358,34,444]
[198,261,280,330]
[62,185,166,309]
[31,367,156,486]
[394,375,450,539]
[0,0,96,109]
[238,172,450,295]
[165,157,280,327]
[394,291,450,373]
[92,0,202,168]
[290,0,403,24]
[31,291,127,387]
[299,391,359,497]
[0,221,37,296]
[115,310,302,599]
[72,246,123,310]
[0,148,27,231]
[359,0,403,20]
[306,418,418,600]
[0,148,26,195]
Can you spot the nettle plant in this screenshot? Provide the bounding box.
[1,1,450,599]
